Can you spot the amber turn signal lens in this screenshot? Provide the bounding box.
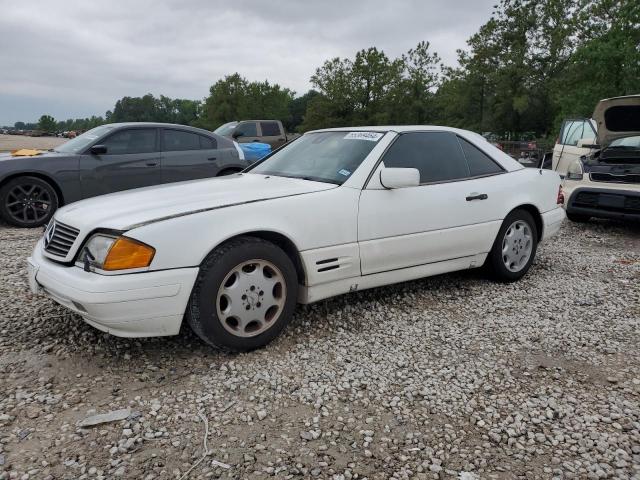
[103,237,155,271]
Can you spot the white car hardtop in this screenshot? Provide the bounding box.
[28,126,565,351]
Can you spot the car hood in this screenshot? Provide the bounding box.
[0,150,68,163]
[54,173,337,231]
[593,95,640,146]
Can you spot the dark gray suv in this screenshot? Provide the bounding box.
[0,123,248,227]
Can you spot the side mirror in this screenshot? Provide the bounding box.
[379,168,420,189]
[90,144,107,155]
[232,130,243,139]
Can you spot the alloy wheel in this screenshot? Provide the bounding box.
[5,183,53,225]
[501,220,533,272]
[216,259,287,338]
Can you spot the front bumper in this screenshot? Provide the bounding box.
[564,184,640,221]
[28,240,199,337]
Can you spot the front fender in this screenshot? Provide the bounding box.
[124,187,361,272]
[0,155,81,204]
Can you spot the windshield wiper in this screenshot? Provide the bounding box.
[296,176,341,185]
[262,173,341,185]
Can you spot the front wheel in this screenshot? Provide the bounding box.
[487,209,538,282]
[0,176,58,228]
[186,236,298,351]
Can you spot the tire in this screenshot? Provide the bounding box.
[0,176,59,228]
[567,212,590,223]
[487,209,538,282]
[186,236,298,352]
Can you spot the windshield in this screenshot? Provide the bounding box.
[249,131,384,185]
[54,125,113,153]
[213,122,238,136]
[608,135,640,148]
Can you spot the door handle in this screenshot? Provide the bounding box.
[207,157,217,161]
[145,161,159,167]
[466,193,488,201]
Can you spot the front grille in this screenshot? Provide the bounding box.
[591,172,640,184]
[574,192,599,207]
[572,191,640,214]
[44,221,80,257]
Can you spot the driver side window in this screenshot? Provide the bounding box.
[102,129,157,154]
[561,120,593,146]
[382,132,469,184]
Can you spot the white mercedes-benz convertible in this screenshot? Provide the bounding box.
[28,126,565,351]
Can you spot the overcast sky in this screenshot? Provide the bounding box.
[0,0,495,126]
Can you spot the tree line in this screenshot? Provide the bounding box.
[7,0,638,141]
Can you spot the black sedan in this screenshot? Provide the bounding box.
[0,123,248,227]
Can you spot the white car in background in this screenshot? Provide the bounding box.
[28,126,565,351]
[562,95,640,222]
[551,118,598,178]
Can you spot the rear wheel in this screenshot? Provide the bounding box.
[187,236,298,351]
[487,209,538,282]
[0,176,58,228]
[567,212,590,223]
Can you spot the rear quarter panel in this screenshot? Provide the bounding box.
[502,168,562,224]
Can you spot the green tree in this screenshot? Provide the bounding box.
[287,90,320,132]
[200,73,294,130]
[552,0,640,125]
[38,115,56,133]
[301,43,439,131]
[388,41,441,124]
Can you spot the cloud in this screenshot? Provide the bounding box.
[0,0,495,125]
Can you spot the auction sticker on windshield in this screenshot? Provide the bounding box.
[344,132,383,141]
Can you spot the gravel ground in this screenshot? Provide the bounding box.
[0,219,639,480]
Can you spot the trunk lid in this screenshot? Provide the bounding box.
[592,95,640,147]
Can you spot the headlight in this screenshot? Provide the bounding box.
[82,235,155,271]
[566,160,583,180]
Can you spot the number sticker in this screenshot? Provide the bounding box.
[343,132,383,142]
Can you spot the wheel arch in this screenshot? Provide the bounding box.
[204,230,307,286]
[508,203,543,239]
[0,171,65,206]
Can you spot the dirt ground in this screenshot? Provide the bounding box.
[0,135,67,152]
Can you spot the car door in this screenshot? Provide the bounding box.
[259,121,286,149]
[160,128,222,183]
[80,127,161,198]
[233,121,261,144]
[358,131,506,275]
[552,119,597,177]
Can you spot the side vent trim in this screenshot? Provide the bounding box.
[318,264,340,272]
[316,257,339,265]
